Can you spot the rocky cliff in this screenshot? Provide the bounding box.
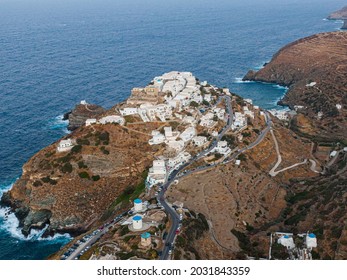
[67,103,105,131]
[243,31,347,141]
[327,6,347,20]
[0,123,160,236]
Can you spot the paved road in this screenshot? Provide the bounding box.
[65,213,126,260]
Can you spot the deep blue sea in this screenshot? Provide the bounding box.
[0,0,345,259]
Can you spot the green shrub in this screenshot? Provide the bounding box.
[61,162,73,173]
[79,172,90,179]
[98,132,110,145]
[76,138,90,145]
[33,180,42,187]
[41,176,57,185]
[92,175,101,181]
[190,101,199,108]
[71,145,82,154]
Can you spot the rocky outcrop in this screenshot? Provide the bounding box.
[67,103,105,131]
[1,123,157,237]
[327,6,347,20]
[243,31,347,141]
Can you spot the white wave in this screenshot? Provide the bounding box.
[48,114,69,134]
[233,77,255,84]
[0,180,71,243]
[0,208,71,242]
[272,84,288,90]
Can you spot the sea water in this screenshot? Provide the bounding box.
[0,0,345,259]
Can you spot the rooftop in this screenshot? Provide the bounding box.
[141,232,151,239]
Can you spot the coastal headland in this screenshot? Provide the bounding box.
[1,32,347,260]
[244,31,347,142]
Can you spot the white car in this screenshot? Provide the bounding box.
[168,250,172,255]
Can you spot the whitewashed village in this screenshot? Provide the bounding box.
[55,71,339,260]
[58,71,267,188]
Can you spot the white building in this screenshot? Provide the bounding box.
[306,82,317,87]
[120,107,138,116]
[278,235,295,249]
[232,112,247,130]
[167,152,191,169]
[57,139,74,153]
[149,133,165,145]
[306,233,317,248]
[269,110,289,121]
[235,160,241,166]
[204,94,212,102]
[336,104,342,110]
[199,112,216,128]
[85,118,97,126]
[132,215,143,230]
[164,127,173,138]
[179,126,196,143]
[134,198,143,212]
[330,151,337,158]
[99,115,125,125]
[166,140,185,153]
[183,115,196,125]
[214,141,231,155]
[244,98,253,104]
[243,106,254,119]
[223,88,231,95]
[147,160,167,188]
[213,108,226,120]
[192,136,207,147]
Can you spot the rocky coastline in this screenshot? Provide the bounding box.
[66,102,105,131]
[243,31,347,141]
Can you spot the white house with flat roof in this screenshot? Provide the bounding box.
[147,160,167,188]
[167,152,191,170]
[179,126,196,143]
[164,127,173,138]
[183,115,196,125]
[166,140,185,153]
[192,136,207,147]
[149,133,165,145]
[99,115,125,125]
[204,94,212,102]
[85,118,97,126]
[120,108,138,116]
[57,139,74,153]
[213,108,225,120]
[213,141,231,155]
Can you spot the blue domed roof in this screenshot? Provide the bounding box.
[134,198,142,204]
[308,233,316,238]
[141,232,151,239]
[133,215,142,221]
[284,235,290,239]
